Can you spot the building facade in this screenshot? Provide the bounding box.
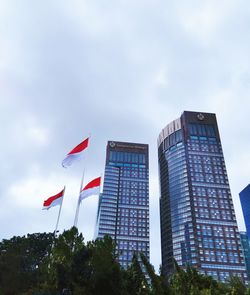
[240,184,250,239]
[240,232,250,279]
[96,141,149,268]
[158,111,247,282]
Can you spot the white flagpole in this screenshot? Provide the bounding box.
[74,170,85,227]
[93,173,103,239]
[54,186,65,235]
[73,133,91,228]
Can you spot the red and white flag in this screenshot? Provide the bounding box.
[42,188,65,210]
[79,177,101,202]
[62,137,89,168]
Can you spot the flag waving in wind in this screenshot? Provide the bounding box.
[42,187,65,210]
[79,177,101,202]
[62,137,89,168]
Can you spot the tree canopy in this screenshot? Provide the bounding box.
[0,228,248,295]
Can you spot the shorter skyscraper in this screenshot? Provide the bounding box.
[96,141,150,268]
[240,184,250,239]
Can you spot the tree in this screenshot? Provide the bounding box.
[0,232,54,295]
[139,253,170,295]
[169,261,228,295]
[227,276,247,295]
[124,253,150,295]
[45,227,85,293]
[87,235,125,295]
[43,228,124,295]
[1,231,249,295]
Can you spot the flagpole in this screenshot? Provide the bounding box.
[73,133,91,228]
[74,170,85,227]
[54,186,65,235]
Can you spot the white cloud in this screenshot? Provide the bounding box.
[154,66,169,88]
[177,1,235,45]
[26,125,50,146]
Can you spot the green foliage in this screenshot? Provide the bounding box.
[46,226,85,291]
[139,253,170,295]
[125,253,150,295]
[42,228,125,295]
[0,232,54,295]
[87,236,124,295]
[227,276,247,295]
[1,231,250,295]
[169,260,229,295]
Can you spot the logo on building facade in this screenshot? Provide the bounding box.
[197,113,205,121]
[109,141,116,147]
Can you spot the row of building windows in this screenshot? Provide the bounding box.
[118,226,148,232]
[188,123,216,137]
[120,188,148,194]
[120,181,148,189]
[188,143,220,153]
[199,239,240,250]
[120,197,148,206]
[189,154,225,165]
[190,164,225,174]
[198,224,237,233]
[189,136,218,144]
[109,151,146,164]
[201,263,246,271]
[118,219,148,227]
[119,249,149,261]
[119,193,148,200]
[120,168,148,178]
[192,186,231,198]
[109,162,146,169]
[191,173,228,184]
[194,199,231,209]
[201,248,239,256]
[118,231,149,237]
[117,241,148,251]
[118,208,149,218]
[195,209,232,221]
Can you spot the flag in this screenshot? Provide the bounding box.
[62,137,89,168]
[42,188,65,210]
[79,177,101,202]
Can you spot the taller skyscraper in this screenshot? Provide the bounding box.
[96,141,149,268]
[158,111,247,282]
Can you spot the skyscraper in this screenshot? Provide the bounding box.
[158,111,247,282]
[96,141,149,268]
[240,232,250,279]
[239,184,250,280]
[240,184,250,239]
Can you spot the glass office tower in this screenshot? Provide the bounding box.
[240,232,250,279]
[96,141,149,268]
[158,111,247,282]
[240,184,250,279]
[240,184,250,239]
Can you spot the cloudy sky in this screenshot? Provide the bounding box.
[1,0,250,270]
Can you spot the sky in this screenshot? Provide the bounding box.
[1,0,250,271]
